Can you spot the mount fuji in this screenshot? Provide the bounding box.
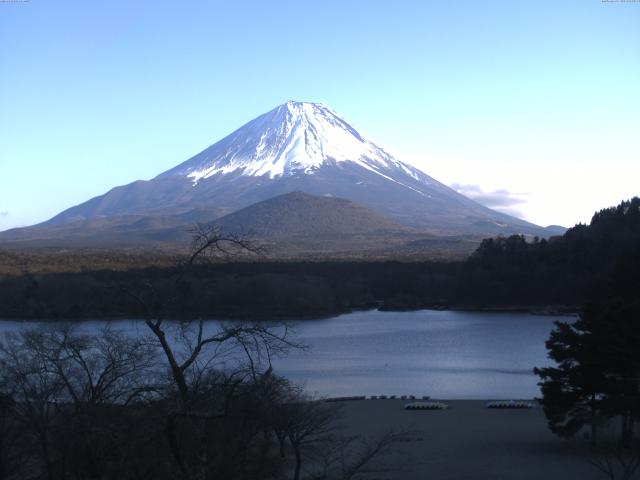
[3,101,551,250]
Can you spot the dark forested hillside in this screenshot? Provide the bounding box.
[0,198,638,320]
[464,197,640,306]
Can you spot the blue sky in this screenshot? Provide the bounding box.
[1,0,639,231]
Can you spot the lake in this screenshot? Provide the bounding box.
[0,309,570,399]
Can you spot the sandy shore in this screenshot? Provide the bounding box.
[333,399,602,480]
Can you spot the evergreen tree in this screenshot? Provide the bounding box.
[535,300,640,446]
[534,311,609,445]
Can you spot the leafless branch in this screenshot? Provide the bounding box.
[187,223,264,266]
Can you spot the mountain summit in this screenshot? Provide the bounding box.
[34,101,546,238]
[162,101,428,186]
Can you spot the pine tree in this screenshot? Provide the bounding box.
[535,300,640,446]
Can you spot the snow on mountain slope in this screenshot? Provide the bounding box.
[162,101,429,192]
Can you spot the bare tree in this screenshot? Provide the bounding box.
[281,398,341,480]
[144,317,299,406]
[187,223,263,265]
[1,330,68,480]
[588,426,640,480]
[589,447,640,480]
[17,325,159,408]
[311,430,413,480]
[116,224,306,480]
[0,325,161,480]
[274,392,412,480]
[120,223,297,405]
[0,391,24,480]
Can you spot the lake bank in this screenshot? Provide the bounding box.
[334,399,600,479]
[0,303,579,322]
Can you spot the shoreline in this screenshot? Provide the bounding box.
[0,305,579,322]
[324,396,540,402]
[334,399,601,479]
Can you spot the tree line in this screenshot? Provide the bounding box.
[3,198,639,320]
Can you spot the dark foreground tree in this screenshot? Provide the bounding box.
[588,440,640,480]
[535,300,640,447]
[534,310,609,445]
[0,325,160,480]
[0,392,23,480]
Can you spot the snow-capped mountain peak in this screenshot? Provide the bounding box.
[163,101,424,184]
[31,100,548,239]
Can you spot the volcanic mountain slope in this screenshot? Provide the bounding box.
[214,191,410,238]
[0,192,481,258]
[37,101,549,237]
[211,192,477,258]
[0,208,224,248]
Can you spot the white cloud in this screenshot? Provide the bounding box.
[450,183,530,218]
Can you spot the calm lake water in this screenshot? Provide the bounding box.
[0,310,571,399]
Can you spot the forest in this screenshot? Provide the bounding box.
[0,198,638,321]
